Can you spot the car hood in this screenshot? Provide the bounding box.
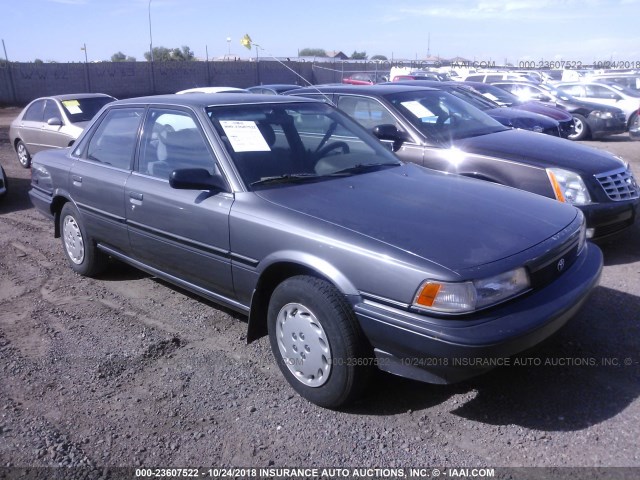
[485,107,557,130]
[254,164,578,272]
[455,129,625,173]
[515,102,573,121]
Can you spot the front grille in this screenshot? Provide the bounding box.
[527,227,581,289]
[594,168,639,201]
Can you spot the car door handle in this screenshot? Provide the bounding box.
[71,175,82,186]
[129,192,143,201]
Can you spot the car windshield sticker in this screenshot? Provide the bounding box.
[219,120,271,152]
[62,100,83,115]
[482,92,500,102]
[401,101,435,120]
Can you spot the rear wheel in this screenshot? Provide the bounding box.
[60,203,107,276]
[568,114,590,141]
[267,275,372,409]
[16,140,31,168]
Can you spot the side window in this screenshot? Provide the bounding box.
[586,85,620,100]
[485,75,502,83]
[23,100,45,122]
[337,96,399,131]
[138,108,216,180]
[560,85,585,97]
[85,108,144,170]
[43,100,61,123]
[465,75,483,82]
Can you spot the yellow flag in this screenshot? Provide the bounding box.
[241,34,252,50]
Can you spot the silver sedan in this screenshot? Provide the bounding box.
[9,93,115,168]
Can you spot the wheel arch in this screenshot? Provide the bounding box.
[50,193,74,238]
[246,255,358,343]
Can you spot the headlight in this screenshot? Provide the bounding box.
[546,168,592,205]
[413,267,530,314]
[591,110,613,119]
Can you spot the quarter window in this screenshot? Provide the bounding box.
[23,100,45,122]
[85,108,144,170]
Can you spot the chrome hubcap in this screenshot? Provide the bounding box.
[572,118,583,138]
[18,145,28,165]
[62,215,85,264]
[276,302,332,387]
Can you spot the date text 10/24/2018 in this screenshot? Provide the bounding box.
[517,60,640,69]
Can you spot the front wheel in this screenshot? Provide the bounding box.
[59,203,107,277]
[16,140,31,168]
[568,114,590,141]
[268,275,372,409]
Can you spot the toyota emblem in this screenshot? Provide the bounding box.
[557,258,566,272]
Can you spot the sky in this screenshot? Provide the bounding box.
[2,0,640,65]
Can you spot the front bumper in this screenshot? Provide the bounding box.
[354,243,603,384]
[587,114,627,138]
[579,198,639,240]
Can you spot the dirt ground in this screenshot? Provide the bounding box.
[0,108,639,479]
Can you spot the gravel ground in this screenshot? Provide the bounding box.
[0,108,639,479]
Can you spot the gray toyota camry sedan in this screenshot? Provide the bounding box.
[29,94,602,408]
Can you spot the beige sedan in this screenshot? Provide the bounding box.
[9,93,115,168]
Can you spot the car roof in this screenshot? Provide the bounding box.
[39,93,115,101]
[109,93,318,108]
[290,84,439,96]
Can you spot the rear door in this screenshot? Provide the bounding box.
[125,107,234,297]
[17,99,46,154]
[68,107,143,252]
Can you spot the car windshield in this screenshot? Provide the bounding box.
[60,97,114,123]
[539,84,573,102]
[604,82,640,97]
[385,90,508,144]
[206,102,401,188]
[467,84,521,107]
[446,87,501,110]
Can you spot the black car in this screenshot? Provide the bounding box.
[247,84,302,95]
[389,80,568,138]
[491,81,627,141]
[289,84,639,240]
[457,81,576,139]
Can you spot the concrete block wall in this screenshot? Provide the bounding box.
[0,60,381,106]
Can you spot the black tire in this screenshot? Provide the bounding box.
[568,114,590,141]
[16,140,32,168]
[628,112,638,131]
[267,275,372,409]
[59,203,107,277]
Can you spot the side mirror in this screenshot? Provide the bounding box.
[169,168,228,192]
[47,117,62,126]
[372,124,408,151]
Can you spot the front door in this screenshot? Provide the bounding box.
[125,107,234,298]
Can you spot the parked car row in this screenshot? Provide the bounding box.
[488,81,629,140]
[28,92,606,408]
[287,84,639,240]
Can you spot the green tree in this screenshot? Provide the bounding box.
[34,58,44,64]
[350,50,367,60]
[111,51,136,62]
[371,54,388,61]
[298,48,327,57]
[144,46,195,61]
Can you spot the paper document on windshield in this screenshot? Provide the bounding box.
[219,120,271,152]
[401,101,435,119]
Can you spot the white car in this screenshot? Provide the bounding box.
[176,86,250,94]
[556,81,640,128]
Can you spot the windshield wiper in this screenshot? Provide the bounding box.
[250,173,321,187]
[328,162,401,176]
